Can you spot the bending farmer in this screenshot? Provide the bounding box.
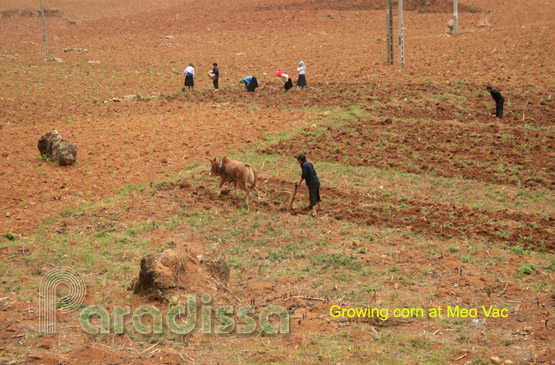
[487,85,504,119]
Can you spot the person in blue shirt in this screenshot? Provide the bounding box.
[239,76,258,92]
[296,153,321,217]
[212,63,219,89]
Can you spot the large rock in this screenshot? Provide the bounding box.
[38,130,62,156]
[130,248,230,302]
[38,130,77,166]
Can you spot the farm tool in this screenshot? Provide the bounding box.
[267,182,298,213]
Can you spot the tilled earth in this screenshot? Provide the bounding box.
[0,0,554,363]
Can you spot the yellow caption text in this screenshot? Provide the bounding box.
[329,305,508,321]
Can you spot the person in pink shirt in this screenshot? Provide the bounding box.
[276,70,293,91]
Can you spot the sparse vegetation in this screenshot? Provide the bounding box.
[0,0,553,363]
[519,262,536,275]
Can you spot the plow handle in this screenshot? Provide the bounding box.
[286,182,298,212]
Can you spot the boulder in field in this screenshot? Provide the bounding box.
[129,247,230,302]
[38,130,77,166]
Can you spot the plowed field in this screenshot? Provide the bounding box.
[0,0,553,363]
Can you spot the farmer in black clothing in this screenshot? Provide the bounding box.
[239,76,258,92]
[487,85,505,119]
[296,153,321,217]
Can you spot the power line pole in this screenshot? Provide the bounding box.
[40,0,49,55]
[453,0,459,37]
[386,0,394,65]
[399,0,404,66]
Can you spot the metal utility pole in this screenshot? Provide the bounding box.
[40,0,49,55]
[453,0,459,36]
[398,0,404,66]
[386,0,394,64]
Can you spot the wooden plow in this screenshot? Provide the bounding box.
[266,182,298,213]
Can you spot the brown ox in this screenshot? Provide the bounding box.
[209,156,259,202]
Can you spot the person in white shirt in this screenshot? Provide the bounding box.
[183,63,195,91]
[297,61,307,90]
[276,70,293,91]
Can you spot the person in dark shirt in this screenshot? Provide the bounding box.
[296,153,321,217]
[212,63,219,90]
[487,85,505,119]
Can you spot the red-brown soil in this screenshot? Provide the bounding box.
[2,173,550,363]
[0,0,554,363]
[263,103,555,189]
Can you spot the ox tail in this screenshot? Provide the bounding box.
[246,164,260,198]
[246,165,256,188]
